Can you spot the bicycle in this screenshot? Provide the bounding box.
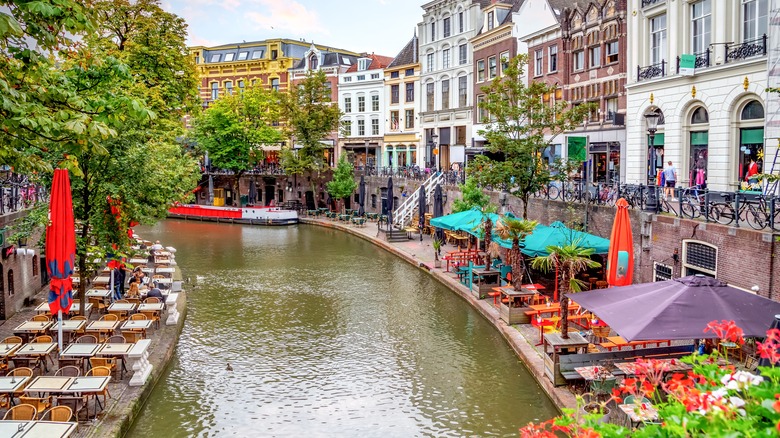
[710,193,780,230]
[533,183,561,200]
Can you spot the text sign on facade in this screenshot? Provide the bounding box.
[679,54,696,76]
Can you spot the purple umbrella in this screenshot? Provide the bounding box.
[569,275,780,341]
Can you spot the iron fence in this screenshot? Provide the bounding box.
[0,173,48,216]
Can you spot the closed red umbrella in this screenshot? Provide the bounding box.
[606,198,633,286]
[46,169,76,316]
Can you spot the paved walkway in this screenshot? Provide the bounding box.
[300,216,578,412]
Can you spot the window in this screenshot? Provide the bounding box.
[426,83,434,111]
[430,21,436,41]
[588,102,599,122]
[358,58,370,71]
[371,118,379,135]
[651,14,667,64]
[406,83,414,102]
[271,78,279,91]
[7,270,13,296]
[390,111,399,130]
[683,241,717,277]
[371,73,380,79]
[739,101,765,185]
[606,41,619,63]
[224,81,233,95]
[743,0,768,42]
[548,45,558,72]
[691,107,709,124]
[426,53,434,72]
[344,97,352,113]
[456,126,466,144]
[357,75,365,81]
[441,79,450,110]
[309,54,318,70]
[371,95,379,111]
[653,263,673,282]
[691,0,712,54]
[357,119,365,136]
[500,52,509,75]
[488,56,497,79]
[458,76,467,107]
[238,80,244,93]
[534,50,543,76]
[742,100,765,120]
[442,48,451,69]
[210,54,220,62]
[477,59,485,81]
[405,109,414,129]
[343,76,352,83]
[238,51,249,61]
[487,11,494,30]
[224,53,235,62]
[589,46,601,68]
[391,85,399,104]
[358,96,365,112]
[443,17,451,37]
[405,68,415,76]
[195,55,199,64]
[606,98,618,121]
[391,71,400,78]
[252,50,264,59]
[477,95,487,122]
[459,44,468,65]
[342,119,352,136]
[270,50,278,60]
[211,82,218,100]
[573,51,584,71]
[459,11,464,33]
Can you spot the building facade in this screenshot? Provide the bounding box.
[419,0,489,172]
[625,0,770,191]
[520,0,628,185]
[384,36,422,169]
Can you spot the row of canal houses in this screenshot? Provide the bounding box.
[190,0,778,192]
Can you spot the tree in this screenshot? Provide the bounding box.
[470,55,592,219]
[495,215,538,291]
[452,177,491,213]
[326,157,357,213]
[530,242,600,339]
[192,86,283,203]
[280,70,342,193]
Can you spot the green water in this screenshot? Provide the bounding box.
[126,221,557,437]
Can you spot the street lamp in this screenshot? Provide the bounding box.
[431,133,439,173]
[645,112,661,211]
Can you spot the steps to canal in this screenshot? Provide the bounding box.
[392,171,444,228]
[385,229,409,242]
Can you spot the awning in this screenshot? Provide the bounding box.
[494,221,610,257]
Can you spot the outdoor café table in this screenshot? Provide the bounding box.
[153,277,173,285]
[128,257,148,265]
[155,267,175,274]
[496,286,537,306]
[473,269,500,286]
[614,359,691,376]
[154,258,172,265]
[531,317,557,346]
[107,302,136,313]
[121,320,153,338]
[86,320,120,340]
[574,365,614,381]
[0,343,22,359]
[618,402,659,427]
[14,321,53,341]
[137,302,164,313]
[97,343,134,379]
[49,320,86,344]
[67,376,111,418]
[15,343,57,373]
[0,420,78,438]
[92,275,111,286]
[86,289,111,299]
[527,302,581,319]
[141,267,155,274]
[603,336,672,351]
[60,343,101,372]
[0,375,31,403]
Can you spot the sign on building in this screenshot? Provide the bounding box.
[679,54,696,76]
[567,136,588,162]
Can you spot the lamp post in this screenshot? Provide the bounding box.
[645,112,660,211]
[431,133,439,173]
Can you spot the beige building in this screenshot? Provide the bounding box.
[384,35,422,169]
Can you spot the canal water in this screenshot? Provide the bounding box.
[127,221,557,437]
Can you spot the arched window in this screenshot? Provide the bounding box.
[309,54,318,70]
[738,100,765,187]
[7,269,14,296]
[688,106,709,188]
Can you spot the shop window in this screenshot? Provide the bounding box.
[689,107,709,188]
[654,262,673,282]
[682,241,717,277]
[738,100,765,188]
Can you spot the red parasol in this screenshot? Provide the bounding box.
[46,169,76,314]
[606,198,634,286]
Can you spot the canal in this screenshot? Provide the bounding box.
[127,221,558,437]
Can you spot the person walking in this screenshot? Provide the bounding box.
[663,161,677,199]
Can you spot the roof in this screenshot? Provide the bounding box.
[344,53,394,72]
[290,50,360,70]
[475,0,525,36]
[387,35,419,68]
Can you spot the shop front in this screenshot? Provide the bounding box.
[588,141,621,184]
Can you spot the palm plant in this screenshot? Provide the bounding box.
[495,215,538,291]
[531,241,601,339]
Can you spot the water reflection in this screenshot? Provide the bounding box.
[127,221,557,437]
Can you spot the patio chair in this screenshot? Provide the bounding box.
[144,297,161,304]
[88,297,108,316]
[55,396,87,422]
[106,335,126,344]
[19,396,51,416]
[121,330,144,343]
[1,336,23,344]
[31,315,50,322]
[31,335,53,343]
[41,405,73,422]
[76,335,98,344]
[55,365,81,377]
[3,404,37,421]
[89,358,117,381]
[100,314,119,322]
[85,366,113,403]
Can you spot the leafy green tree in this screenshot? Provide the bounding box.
[495,215,538,291]
[470,55,592,219]
[452,177,491,213]
[280,70,342,193]
[531,243,600,339]
[326,157,357,213]
[192,86,283,204]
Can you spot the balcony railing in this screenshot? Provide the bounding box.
[725,34,767,63]
[677,49,710,73]
[641,0,664,7]
[637,60,666,82]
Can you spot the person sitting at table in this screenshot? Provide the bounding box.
[150,240,163,251]
[126,282,140,299]
[128,268,148,287]
[147,283,164,300]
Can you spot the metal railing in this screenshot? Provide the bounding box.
[392,171,445,228]
[725,34,767,63]
[530,181,780,232]
[637,61,666,82]
[0,173,48,216]
[677,49,710,73]
[355,166,465,185]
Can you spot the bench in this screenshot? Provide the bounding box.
[558,344,695,382]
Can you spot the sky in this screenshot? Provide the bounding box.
[163,0,425,57]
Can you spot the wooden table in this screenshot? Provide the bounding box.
[602,336,672,351]
[531,317,556,346]
[614,358,691,376]
[0,420,78,437]
[574,365,613,381]
[618,402,659,426]
[527,302,580,319]
[497,287,537,324]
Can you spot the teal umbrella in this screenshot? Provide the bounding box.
[493,221,610,256]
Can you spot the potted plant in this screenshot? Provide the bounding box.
[432,237,442,268]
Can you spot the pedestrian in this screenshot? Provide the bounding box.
[663,160,677,199]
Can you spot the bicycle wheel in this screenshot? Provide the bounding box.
[547,186,560,200]
[745,206,767,230]
[605,192,617,207]
[681,201,700,218]
[710,204,734,225]
[563,187,576,202]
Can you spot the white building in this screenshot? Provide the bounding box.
[625,0,770,191]
[337,54,395,169]
[419,0,489,172]
[384,35,423,169]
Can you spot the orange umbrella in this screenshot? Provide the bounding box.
[606,198,633,286]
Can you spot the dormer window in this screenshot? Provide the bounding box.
[358,58,371,71]
[309,54,318,70]
[487,11,494,30]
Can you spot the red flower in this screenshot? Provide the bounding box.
[704,320,745,344]
[773,399,780,414]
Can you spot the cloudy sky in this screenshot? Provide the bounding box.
[164,0,424,57]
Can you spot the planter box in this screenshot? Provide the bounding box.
[499,304,531,325]
[474,282,499,300]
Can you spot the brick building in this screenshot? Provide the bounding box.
[0,213,46,320]
[384,35,422,169]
